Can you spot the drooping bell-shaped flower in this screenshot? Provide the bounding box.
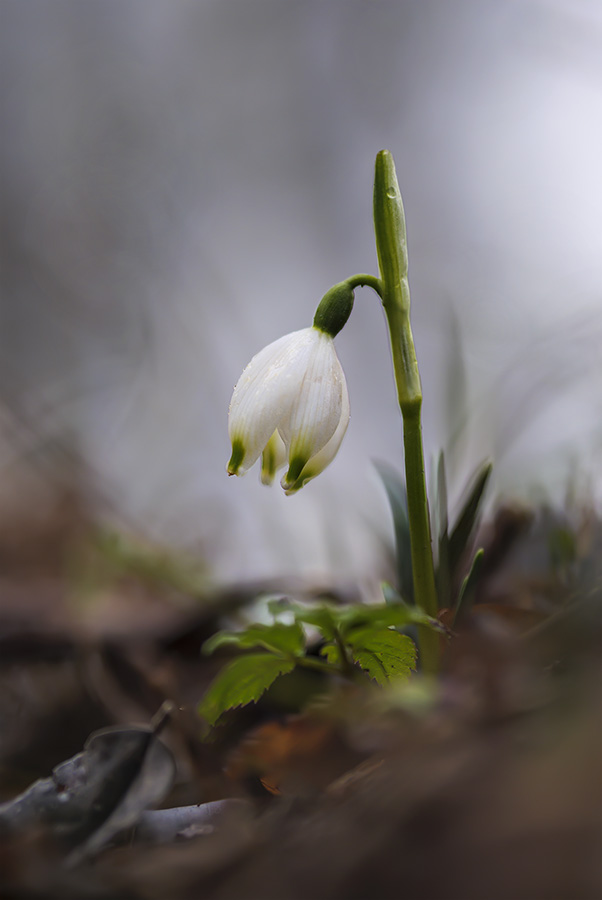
[227,282,354,494]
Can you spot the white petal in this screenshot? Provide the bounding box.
[280,332,347,490]
[228,328,316,473]
[281,367,349,494]
[260,430,287,484]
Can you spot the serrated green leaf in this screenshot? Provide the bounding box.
[337,597,443,635]
[294,607,338,638]
[448,460,492,579]
[270,598,339,640]
[319,643,342,666]
[198,654,296,727]
[202,622,305,657]
[346,628,417,686]
[374,460,414,604]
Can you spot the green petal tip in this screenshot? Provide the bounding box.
[227,438,245,476]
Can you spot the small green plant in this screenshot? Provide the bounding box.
[201,149,492,725]
[198,596,443,727]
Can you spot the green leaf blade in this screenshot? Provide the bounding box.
[319,643,342,666]
[436,451,451,610]
[346,628,417,686]
[268,598,339,641]
[374,460,414,604]
[453,547,485,626]
[339,596,444,635]
[448,460,492,579]
[198,654,296,727]
[203,622,305,657]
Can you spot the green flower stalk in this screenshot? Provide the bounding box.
[373,150,439,674]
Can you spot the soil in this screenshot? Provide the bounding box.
[0,484,600,899]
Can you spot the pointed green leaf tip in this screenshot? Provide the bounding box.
[198,653,296,727]
[313,281,355,338]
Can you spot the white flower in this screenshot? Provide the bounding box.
[227,326,349,494]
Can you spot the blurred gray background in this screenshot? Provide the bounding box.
[1,0,601,583]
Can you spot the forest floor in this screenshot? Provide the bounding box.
[0,478,600,900]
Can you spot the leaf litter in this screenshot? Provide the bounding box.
[0,471,600,900]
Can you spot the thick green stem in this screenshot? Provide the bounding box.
[400,406,440,673]
[373,150,439,674]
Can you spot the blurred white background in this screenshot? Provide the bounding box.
[1,0,601,583]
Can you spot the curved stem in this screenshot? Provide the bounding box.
[345,273,384,297]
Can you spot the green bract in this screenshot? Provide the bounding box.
[312,281,355,337]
